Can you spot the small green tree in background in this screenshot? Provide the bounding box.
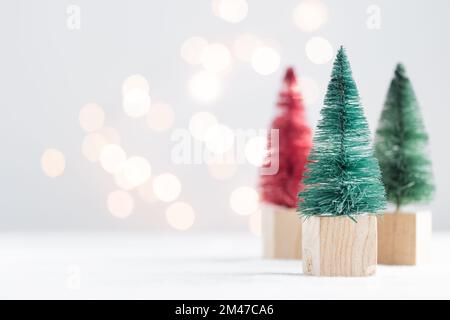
[375,64,434,211]
[299,47,386,218]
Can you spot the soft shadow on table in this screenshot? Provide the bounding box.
[254,272,303,277]
[109,271,304,287]
[110,256,264,264]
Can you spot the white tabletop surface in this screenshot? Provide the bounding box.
[1,232,449,300]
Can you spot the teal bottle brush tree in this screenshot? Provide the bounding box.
[375,64,434,265]
[300,47,386,277]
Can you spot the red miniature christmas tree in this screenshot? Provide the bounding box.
[260,67,313,208]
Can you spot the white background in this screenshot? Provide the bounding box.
[1,0,449,231]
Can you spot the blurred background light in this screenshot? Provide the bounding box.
[41,148,66,178]
[107,190,134,219]
[201,43,233,73]
[181,36,209,65]
[123,88,151,118]
[208,162,238,180]
[81,133,107,162]
[248,210,262,236]
[114,168,137,191]
[121,156,152,188]
[251,46,281,75]
[305,36,333,64]
[244,136,267,167]
[211,0,221,16]
[153,173,182,202]
[233,33,262,62]
[206,152,238,180]
[212,0,248,24]
[122,74,150,95]
[293,0,329,32]
[298,76,320,105]
[189,111,218,141]
[79,103,105,132]
[99,144,127,174]
[99,127,121,145]
[137,179,158,203]
[147,101,175,132]
[188,71,221,103]
[230,186,259,215]
[204,124,235,155]
[166,201,196,230]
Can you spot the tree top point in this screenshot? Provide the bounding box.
[334,46,350,67]
[284,67,297,86]
[395,63,406,78]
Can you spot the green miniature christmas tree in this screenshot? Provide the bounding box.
[299,47,386,218]
[375,64,434,211]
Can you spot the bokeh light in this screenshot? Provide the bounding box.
[204,124,235,155]
[99,127,121,145]
[230,186,259,215]
[121,156,152,187]
[211,0,221,16]
[251,46,281,75]
[189,111,218,141]
[99,144,127,174]
[123,88,151,118]
[188,71,221,103]
[293,0,329,32]
[82,133,107,162]
[213,0,248,23]
[137,179,158,203]
[114,169,136,191]
[166,201,196,230]
[305,37,333,64]
[181,36,208,65]
[233,33,262,62]
[147,101,174,132]
[107,190,134,219]
[122,74,150,95]
[79,103,105,132]
[41,148,66,178]
[244,136,267,167]
[201,43,232,73]
[208,162,238,181]
[248,210,262,236]
[153,173,182,202]
[206,152,238,180]
[298,76,320,105]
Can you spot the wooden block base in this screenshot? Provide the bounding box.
[261,204,302,259]
[377,211,432,265]
[302,215,377,277]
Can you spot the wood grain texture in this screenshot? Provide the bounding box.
[378,211,432,265]
[261,204,302,259]
[302,215,377,277]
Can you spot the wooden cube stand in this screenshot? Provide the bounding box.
[377,211,432,265]
[261,204,302,259]
[302,215,377,277]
